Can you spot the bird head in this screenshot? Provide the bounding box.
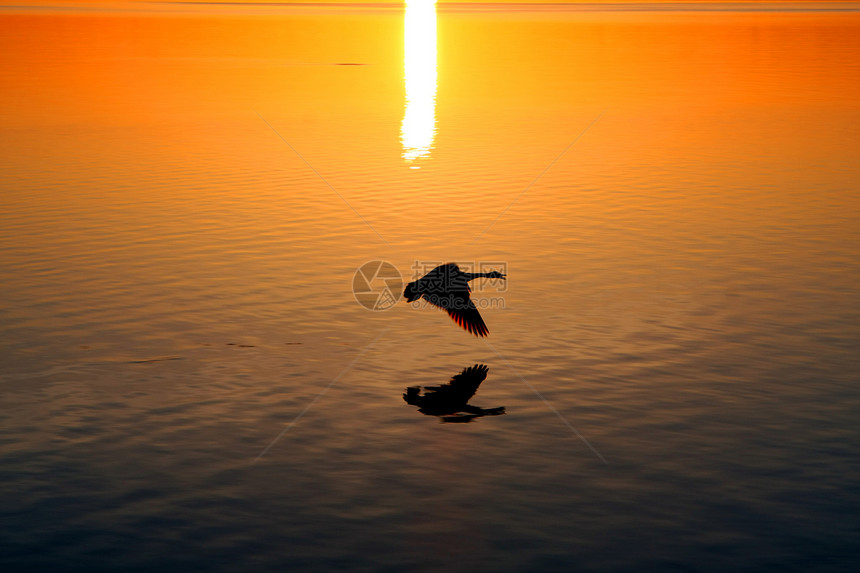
[486,271,506,279]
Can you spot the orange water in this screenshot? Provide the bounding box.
[1,4,859,571]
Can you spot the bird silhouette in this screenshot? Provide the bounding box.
[403,263,506,336]
[403,363,505,423]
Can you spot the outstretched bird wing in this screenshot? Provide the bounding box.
[445,363,488,402]
[424,292,489,337]
[414,364,489,408]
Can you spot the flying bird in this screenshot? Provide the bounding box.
[403,364,505,422]
[403,263,506,336]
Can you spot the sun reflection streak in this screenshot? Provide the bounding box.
[401,0,437,167]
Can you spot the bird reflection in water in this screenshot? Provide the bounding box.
[403,364,505,423]
[403,263,506,337]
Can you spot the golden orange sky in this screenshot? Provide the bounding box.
[5,0,860,4]
[4,0,860,15]
[5,0,860,12]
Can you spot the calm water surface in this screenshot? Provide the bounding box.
[1,3,859,571]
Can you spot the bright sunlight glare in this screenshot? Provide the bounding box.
[401,0,437,167]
